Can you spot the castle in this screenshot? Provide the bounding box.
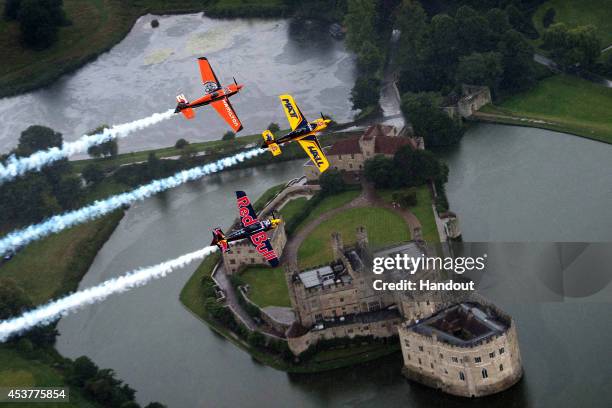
[284,226,522,397]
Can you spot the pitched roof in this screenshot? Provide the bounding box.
[327,137,361,156]
[374,135,414,155]
[362,124,396,140]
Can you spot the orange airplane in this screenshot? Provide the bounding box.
[175,57,244,132]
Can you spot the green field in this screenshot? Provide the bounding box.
[240,266,290,308]
[0,211,123,306]
[481,75,612,144]
[533,0,612,46]
[298,207,410,269]
[378,185,439,243]
[279,197,310,224]
[0,0,286,97]
[0,347,98,408]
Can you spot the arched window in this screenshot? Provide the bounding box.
[459,371,465,381]
[482,368,488,379]
[499,364,504,372]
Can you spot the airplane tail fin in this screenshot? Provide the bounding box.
[211,228,229,253]
[261,130,282,156]
[175,94,195,120]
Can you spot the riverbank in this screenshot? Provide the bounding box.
[0,0,287,98]
[475,75,612,145]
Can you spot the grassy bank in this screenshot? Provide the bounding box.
[478,75,612,144]
[0,0,287,97]
[0,211,124,305]
[179,252,399,373]
[533,0,612,46]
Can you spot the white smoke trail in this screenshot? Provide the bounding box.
[0,246,217,342]
[0,147,265,256]
[0,109,175,184]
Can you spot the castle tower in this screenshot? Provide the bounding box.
[331,232,344,260]
[356,226,368,251]
[359,126,376,159]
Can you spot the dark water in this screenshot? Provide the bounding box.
[0,14,356,155]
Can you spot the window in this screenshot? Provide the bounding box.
[499,364,504,372]
[340,298,344,302]
[338,155,342,160]
[499,347,505,354]
[452,357,458,363]
[230,259,236,264]
[350,153,355,159]
[459,371,465,381]
[418,358,422,365]
[430,363,434,369]
[439,353,444,359]
[315,314,322,321]
[407,353,411,360]
[475,357,482,363]
[404,340,410,348]
[482,368,488,379]
[418,346,423,352]
[489,352,495,358]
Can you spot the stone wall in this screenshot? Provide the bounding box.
[287,314,402,355]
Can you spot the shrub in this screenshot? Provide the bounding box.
[222,131,235,141]
[542,8,555,28]
[267,122,280,133]
[175,138,189,149]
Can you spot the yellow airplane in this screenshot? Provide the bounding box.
[261,94,331,173]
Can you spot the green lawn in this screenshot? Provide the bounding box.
[0,211,123,306]
[533,0,612,46]
[482,75,612,144]
[279,197,310,225]
[240,266,290,308]
[0,347,98,407]
[377,185,439,243]
[298,207,410,269]
[253,183,285,212]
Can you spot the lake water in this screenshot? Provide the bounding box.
[0,14,356,155]
[34,12,612,408]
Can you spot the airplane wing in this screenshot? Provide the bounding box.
[236,191,279,267]
[279,94,308,131]
[197,57,221,90]
[298,135,329,173]
[211,97,243,132]
[236,191,258,226]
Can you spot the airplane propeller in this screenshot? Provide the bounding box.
[233,76,238,85]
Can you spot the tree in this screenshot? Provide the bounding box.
[456,52,503,91]
[267,122,280,133]
[351,75,380,110]
[357,41,383,75]
[174,138,189,149]
[0,278,32,320]
[456,6,494,54]
[543,23,601,69]
[144,403,167,408]
[82,163,105,185]
[393,146,448,186]
[17,125,62,156]
[3,0,21,20]
[401,92,464,147]
[247,331,266,348]
[70,356,99,386]
[498,29,536,92]
[222,131,235,141]
[146,153,163,179]
[542,8,555,28]
[17,0,64,49]
[319,169,346,195]
[485,8,511,36]
[344,0,377,53]
[363,155,395,188]
[395,0,427,68]
[54,175,82,209]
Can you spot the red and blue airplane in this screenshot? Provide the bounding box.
[210,191,281,267]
